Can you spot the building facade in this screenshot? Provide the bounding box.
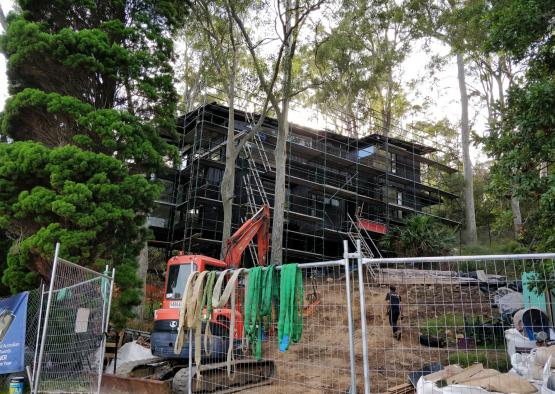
[149,102,458,264]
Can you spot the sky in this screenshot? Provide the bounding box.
[0,0,11,111]
[0,0,485,161]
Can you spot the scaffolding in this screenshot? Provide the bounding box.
[148,92,459,265]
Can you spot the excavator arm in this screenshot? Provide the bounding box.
[223,205,270,269]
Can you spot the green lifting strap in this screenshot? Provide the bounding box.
[201,271,217,318]
[244,265,278,360]
[278,263,303,352]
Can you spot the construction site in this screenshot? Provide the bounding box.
[6,97,555,394]
[1,0,553,391]
[92,99,555,394]
[148,98,459,263]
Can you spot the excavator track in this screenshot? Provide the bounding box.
[172,359,276,394]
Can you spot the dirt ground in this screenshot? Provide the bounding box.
[249,273,496,394]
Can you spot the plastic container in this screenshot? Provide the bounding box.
[9,376,24,394]
[506,328,537,357]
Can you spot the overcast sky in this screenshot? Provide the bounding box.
[0,0,485,161]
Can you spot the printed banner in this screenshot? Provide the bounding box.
[0,292,28,374]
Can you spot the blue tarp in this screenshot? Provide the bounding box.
[0,292,28,374]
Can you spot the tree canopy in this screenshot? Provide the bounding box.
[0,0,184,325]
[482,0,555,251]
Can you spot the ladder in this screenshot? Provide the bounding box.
[242,143,269,208]
[244,111,271,173]
[346,212,382,279]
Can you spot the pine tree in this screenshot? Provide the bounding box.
[0,0,184,325]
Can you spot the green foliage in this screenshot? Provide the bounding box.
[0,0,185,327]
[421,313,466,339]
[0,1,177,158]
[482,0,555,252]
[0,142,161,326]
[305,0,418,126]
[447,351,510,373]
[381,214,456,257]
[1,88,175,170]
[461,240,527,256]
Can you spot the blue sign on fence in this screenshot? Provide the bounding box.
[0,292,28,374]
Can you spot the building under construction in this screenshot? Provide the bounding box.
[148,101,458,264]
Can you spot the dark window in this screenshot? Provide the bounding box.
[166,264,195,300]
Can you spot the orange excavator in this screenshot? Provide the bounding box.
[145,205,275,393]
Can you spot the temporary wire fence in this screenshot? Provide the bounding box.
[358,251,555,393]
[177,260,356,394]
[31,243,115,394]
[175,247,555,394]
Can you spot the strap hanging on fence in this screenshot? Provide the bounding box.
[200,271,217,356]
[244,265,278,360]
[174,270,210,377]
[212,268,249,376]
[278,263,303,352]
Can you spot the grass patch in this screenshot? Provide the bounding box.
[421,313,466,339]
[421,313,506,348]
[447,351,511,372]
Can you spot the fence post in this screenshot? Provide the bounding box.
[30,283,45,386]
[33,242,60,394]
[343,240,357,393]
[356,240,370,394]
[96,267,116,394]
[188,263,197,393]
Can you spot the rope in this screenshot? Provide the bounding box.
[278,263,304,352]
[174,270,198,353]
[212,268,249,376]
[244,265,278,359]
[174,270,209,376]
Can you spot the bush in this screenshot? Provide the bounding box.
[421,313,506,348]
[421,313,466,341]
[381,215,456,257]
[461,240,528,256]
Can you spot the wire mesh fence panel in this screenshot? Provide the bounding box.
[184,262,355,394]
[34,253,113,394]
[359,254,555,393]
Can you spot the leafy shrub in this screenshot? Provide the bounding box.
[381,215,456,257]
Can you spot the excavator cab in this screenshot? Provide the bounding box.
[152,255,238,360]
[160,255,227,310]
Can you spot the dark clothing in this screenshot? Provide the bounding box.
[385,292,401,335]
[389,309,400,334]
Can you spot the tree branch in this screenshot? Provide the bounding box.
[226,0,282,116]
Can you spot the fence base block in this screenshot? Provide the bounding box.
[101,374,171,394]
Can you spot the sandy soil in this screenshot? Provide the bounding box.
[247,274,496,394]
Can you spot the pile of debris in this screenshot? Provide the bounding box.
[416,363,537,393]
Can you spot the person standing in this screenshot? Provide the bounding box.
[385,286,402,340]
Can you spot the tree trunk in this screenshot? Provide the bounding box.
[495,59,522,239]
[270,2,293,265]
[510,191,523,239]
[135,244,148,319]
[220,77,237,258]
[0,6,7,31]
[456,53,478,244]
[271,110,289,265]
